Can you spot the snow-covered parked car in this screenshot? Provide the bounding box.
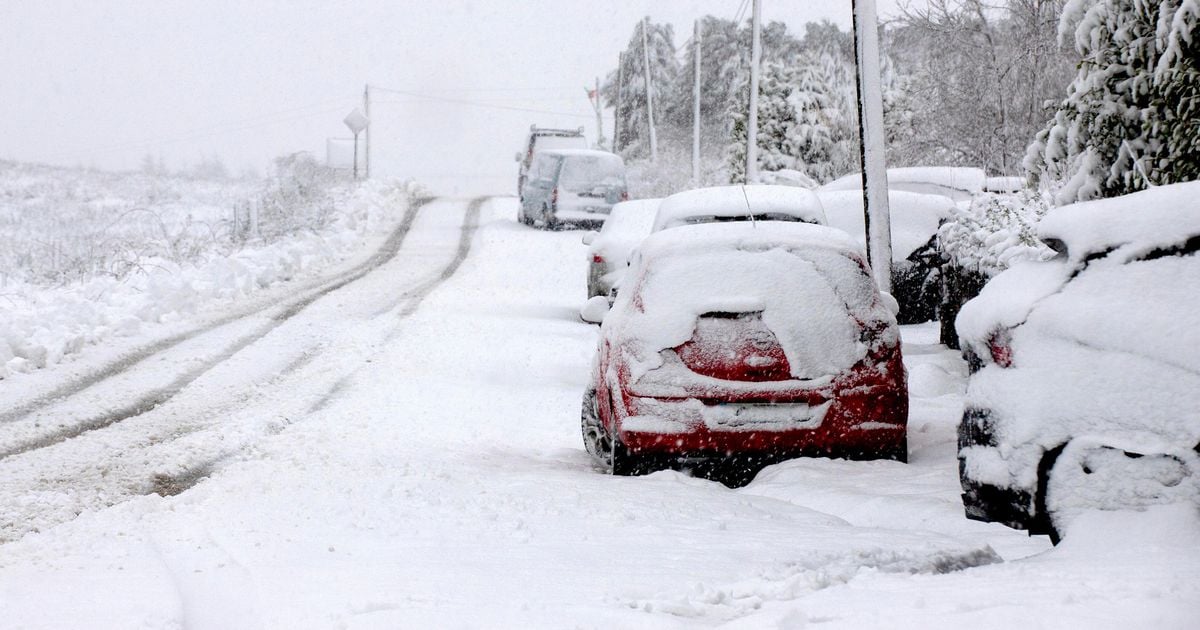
[651,185,826,232]
[816,189,955,323]
[822,167,986,203]
[581,222,908,477]
[582,198,660,299]
[956,182,1200,542]
[515,125,587,199]
[519,149,628,229]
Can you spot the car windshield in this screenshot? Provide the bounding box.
[558,155,624,191]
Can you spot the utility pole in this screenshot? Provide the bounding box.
[853,0,893,292]
[615,52,625,153]
[641,17,658,162]
[594,76,604,150]
[692,19,702,184]
[745,0,762,183]
[363,84,371,179]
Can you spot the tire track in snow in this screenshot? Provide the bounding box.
[306,195,484,414]
[0,197,435,460]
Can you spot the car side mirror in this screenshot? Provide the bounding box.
[581,231,599,246]
[514,152,523,162]
[880,291,900,317]
[580,295,611,324]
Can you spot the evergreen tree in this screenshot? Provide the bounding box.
[1026,0,1199,203]
[601,19,679,160]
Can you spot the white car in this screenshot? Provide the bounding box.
[822,167,986,203]
[955,181,1200,543]
[816,189,955,323]
[582,198,660,299]
[651,185,826,233]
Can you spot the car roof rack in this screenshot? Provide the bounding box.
[530,125,585,136]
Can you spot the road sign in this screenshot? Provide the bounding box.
[344,108,369,134]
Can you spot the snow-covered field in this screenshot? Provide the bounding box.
[0,197,1196,628]
[0,161,423,379]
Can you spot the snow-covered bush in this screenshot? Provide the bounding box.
[1025,0,1200,203]
[938,190,1056,277]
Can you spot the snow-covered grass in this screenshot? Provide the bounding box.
[0,159,424,378]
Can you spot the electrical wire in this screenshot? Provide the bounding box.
[733,0,751,24]
[369,85,590,120]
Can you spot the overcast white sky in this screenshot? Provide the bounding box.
[0,1,904,194]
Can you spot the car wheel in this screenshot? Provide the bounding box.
[542,205,558,231]
[1039,440,1198,544]
[580,386,645,476]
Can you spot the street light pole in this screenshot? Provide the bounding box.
[853,0,893,291]
[363,84,371,179]
[692,19,702,184]
[745,0,762,183]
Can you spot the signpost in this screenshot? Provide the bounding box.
[343,108,369,180]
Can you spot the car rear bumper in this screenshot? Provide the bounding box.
[616,387,907,456]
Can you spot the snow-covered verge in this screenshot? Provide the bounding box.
[0,201,1195,628]
[0,161,423,379]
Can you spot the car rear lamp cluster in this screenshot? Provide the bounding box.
[987,329,1014,368]
[551,187,559,210]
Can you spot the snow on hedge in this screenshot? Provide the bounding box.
[0,172,423,379]
[937,190,1055,276]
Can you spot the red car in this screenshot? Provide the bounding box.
[581,222,908,477]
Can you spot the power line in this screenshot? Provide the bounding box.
[369,85,590,119]
[734,0,751,24]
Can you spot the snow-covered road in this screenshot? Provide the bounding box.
[0,198,1196,628]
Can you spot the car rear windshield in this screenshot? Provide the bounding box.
[558,155,625,191]
[631,245,876,378]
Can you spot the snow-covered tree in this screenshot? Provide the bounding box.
[892,0,1076,173]
[601,19,679,160]
[1026,0,1200,203]
[725,56,845,184]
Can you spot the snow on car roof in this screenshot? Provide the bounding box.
[536,149,623,161]
[1038,181,1200,260]
[637,220,863,263]
[652,185,826,232]
[816,189,954,261]
[822,167,987,196]
[590,198,660,256]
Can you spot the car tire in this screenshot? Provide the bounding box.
[1038,440,1198,545]
[580,386,644,476]
[542,205,558,231]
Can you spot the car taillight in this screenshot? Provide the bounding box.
[592,254,604,264]
[675,311,791,382]
[987,329,1014,368]
[551,187,559,209]
[620,190,629,202]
